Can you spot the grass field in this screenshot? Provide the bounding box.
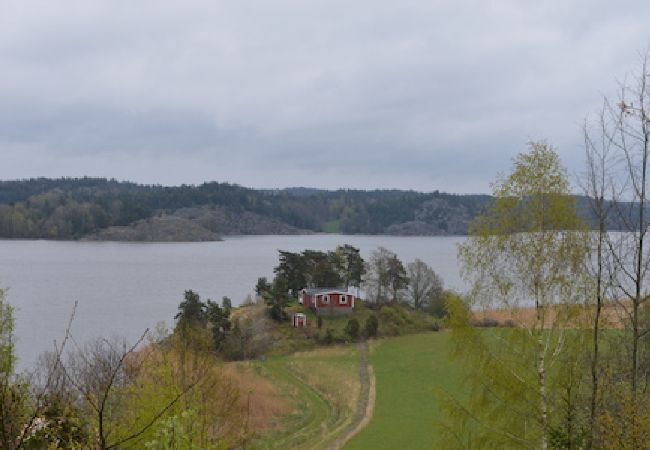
[244,331,465,449]
[344,332,465,450]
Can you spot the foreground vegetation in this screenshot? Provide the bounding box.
[0,277,445,449]
[433,54,650,448]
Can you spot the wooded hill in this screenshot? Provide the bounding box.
[0,177,632,240]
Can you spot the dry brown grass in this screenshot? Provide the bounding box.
[223,362,293,431]
[290,345,360,410]
[472,300,631,329]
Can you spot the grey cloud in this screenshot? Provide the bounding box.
[1,0,650,192]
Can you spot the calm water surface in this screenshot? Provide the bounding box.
[0,235,465,370]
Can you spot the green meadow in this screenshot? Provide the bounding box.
[345,332,464,450]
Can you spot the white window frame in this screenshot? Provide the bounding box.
[323,295,330,304]
[339,294,348,305]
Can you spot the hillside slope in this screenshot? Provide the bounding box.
[0,177,635,240]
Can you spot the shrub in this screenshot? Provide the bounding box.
[345,318,360,340]
[364,315,379,338]
[323,328,335,345]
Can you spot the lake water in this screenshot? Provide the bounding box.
[0,235,465,370]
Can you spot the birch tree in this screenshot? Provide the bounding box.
[441,142,589,448]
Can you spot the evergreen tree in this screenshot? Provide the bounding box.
[174,290,206,330]
[264,277,290,322]
[206,300,231,352]
[221,296,232,313]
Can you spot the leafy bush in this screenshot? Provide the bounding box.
[364,315,379,338]
[345,318,360,340]
[323,328,335,345]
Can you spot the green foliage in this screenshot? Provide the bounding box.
[265,276,290,322]
[22,394,90,449]
[255,277,271,297]
[0,289,15,378]
[275,250,310,296]
[364,315,379,338]
[0,288,26,450]
[174,290,231,354]
[345,318,360,340]
[447,143,591,448]
[434,290,460,318]
[221,296,232,312]
[0,177,498,238]
[323,328,335,345]
[111,333,244,448]
[206,300,231,351]
[346,333,465,450]
[335,244,366,288]
[175,290,207,329]
[144,410,202,450]
[143,409,227,450]
[387,254,408,303]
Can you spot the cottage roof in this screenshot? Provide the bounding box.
[301,287,349,295]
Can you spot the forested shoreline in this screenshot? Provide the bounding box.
[0,177,633,240]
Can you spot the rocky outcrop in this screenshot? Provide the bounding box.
[86,215,221,242]
[385,198,472,235]
[171,206,310,235]
[384,221,444,236]
[85,206,310,241]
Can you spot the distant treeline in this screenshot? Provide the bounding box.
[0,177,636,239]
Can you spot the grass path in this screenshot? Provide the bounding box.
[325,342,375,450]
[260,358,335,449]
[254,342,377,449]
[344,332,465,450]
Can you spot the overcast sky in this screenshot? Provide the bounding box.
[1,1,649,193]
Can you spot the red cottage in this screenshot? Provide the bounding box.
[299,288,355,316]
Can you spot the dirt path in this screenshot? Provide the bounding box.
[325,342,376,450]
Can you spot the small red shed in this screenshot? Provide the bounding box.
[293,313,306,327]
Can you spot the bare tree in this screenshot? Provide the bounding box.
[576,50,650,449]
[594,52,650,397]
[364,247,408,305]
[581,102,618,445]
[49,330,203,449]
[406,259,443,311]
[364,247,392,304]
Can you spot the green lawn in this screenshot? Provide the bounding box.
[344,332,465,450]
